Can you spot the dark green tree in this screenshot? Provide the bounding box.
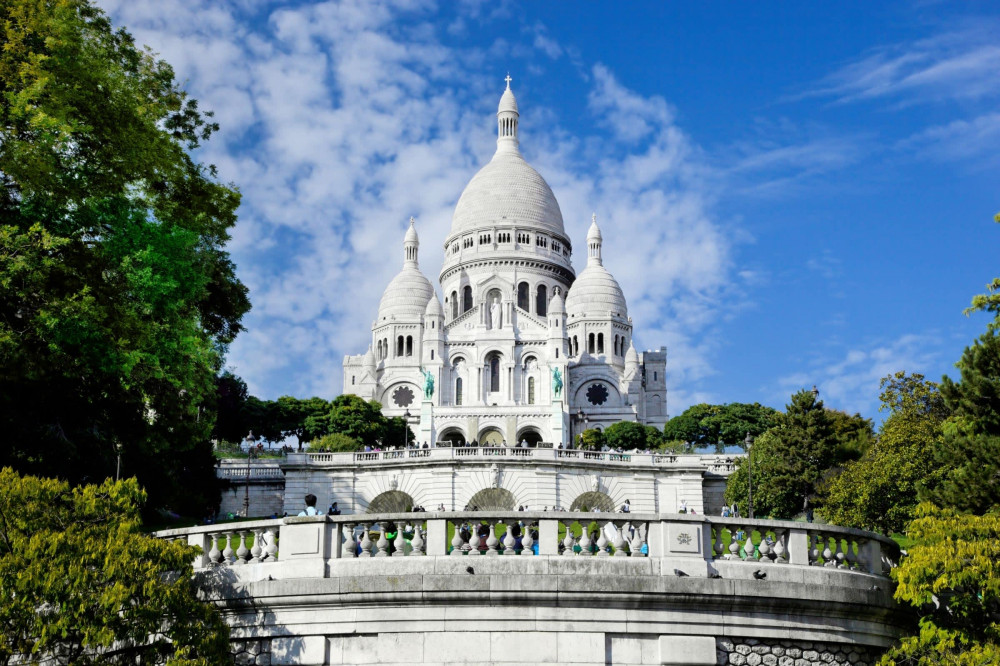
[662,404,719,447]
[0,0,249,515]
[309,394,389,450]
[0,468,231,664]
[604,421,648,450]
[579,428,606,451]
[663,402,780,451]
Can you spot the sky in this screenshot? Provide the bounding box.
[99,0,999,423]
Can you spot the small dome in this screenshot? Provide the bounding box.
[587,216,602,242]
[363,346,376,368]
[404,219,419,244]
[565,264,628,320]
[425,293,444,316]
[376,266,435,322]
[499,87,518,115]
[549,292,566,314]
[625,342,639,365]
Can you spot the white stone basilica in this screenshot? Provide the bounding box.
[343,80,667,447]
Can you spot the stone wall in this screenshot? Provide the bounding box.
[716,639,879,666]
[218,481,285,518]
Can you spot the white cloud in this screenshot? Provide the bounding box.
[897,112,1000,162]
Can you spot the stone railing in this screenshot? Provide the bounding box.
[155,512,897,578]
[284,449,743,470]
[216,462,285,480]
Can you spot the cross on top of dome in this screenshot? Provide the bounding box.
[504,73,512,89]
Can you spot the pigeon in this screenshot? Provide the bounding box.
[709,573,722,579]
[466,566,475,575]
[673,569,688,577]
[753,570,767,580]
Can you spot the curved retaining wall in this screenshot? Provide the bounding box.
[157,512,907,666]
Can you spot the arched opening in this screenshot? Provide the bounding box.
[450,291,458,319]
[405,335,413,356]
[439,427,466,446]
[536,284,547,317]
[572,336,579,356]
[517,282,529,310]
[527,377,535,405]
[614,334,619,356]
[487,288,502,328]
[376,339,382,359]
[396,336,404,357]
[367,490,415,513]
[463,286,473,312]
[597,333,604,354]
[478,427,505,446]
[466,488,516,511]
[455,377,463,406]
[383,338,388,359]
[588,333,595,354]
[516,427,543,447]
[569,491,615,513]
[487,352,501,394]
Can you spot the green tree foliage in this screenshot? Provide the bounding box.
[724,389,839,519]
[579,428,606,451]
[822,373,947,534]
[384,416,416,448]
[826,409,875,464]
[604,421,648,450]
[308,432,360,453]
[644,425,663,449]
[963,212,1000,331]
[663,402,780,451]
[309,394,389,450]
[924,330,1000,514]
[0,468,230,664]
[0,0,249,515]
[881,504,1000,665]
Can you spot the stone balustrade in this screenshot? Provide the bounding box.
[157,511,896,577]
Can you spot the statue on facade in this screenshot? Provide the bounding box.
[552,367,563,398]
[419,367,434,399]
[490,299,501,330]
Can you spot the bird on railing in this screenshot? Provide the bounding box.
[466,566,475,575]
[753,570,767,580]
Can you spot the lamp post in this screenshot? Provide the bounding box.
[745,431,754,519]
[243,431,257,518]
[401,409,411,448]
[574,408,588,448]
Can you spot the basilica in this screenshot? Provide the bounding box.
[343,80,667,447]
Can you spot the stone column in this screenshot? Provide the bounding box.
[419,400,434,447]
[551,399,566,447]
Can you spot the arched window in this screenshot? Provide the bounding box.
[489,353,501,393]
[614,335,619,356]
[573,336,578,356]
[383,338,388,359]
[450,291,458,319]
[430,350,435,360]
[528,377,535,405]
[463,286,473,312]
[397,336,404,357]
[455,377,463,406]
[597,333,604,354]
[351,375,355,385]
[406,336,413,356]
[517,282,529,310]
[588,333,595,354]
[536,285,547,317]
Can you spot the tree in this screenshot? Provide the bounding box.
[308,394,388,450]
[821,373,947,535]
[0,0,249,515]
[308,433,360,453]
[663,402,780,451]
[604,421,648,450]
[579,428,606,451]
[724,389,838,519]
[0,468,231,664]
[881,504,1000,664]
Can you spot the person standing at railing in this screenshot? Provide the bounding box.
[298,494,322,516]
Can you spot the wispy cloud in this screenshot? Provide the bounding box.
[897,112,1000,162]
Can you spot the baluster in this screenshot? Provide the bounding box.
[520,526,534,556]
[579,527,592,556]
[612,522,628,557]
[758,531,771,563]
[485,524,499,556]
[502,524,516,555]
[468,526,482,556]
[629,523,646,557]
[450,523,465,556]
[834,537,846,568]
[392,525,406,557]
[250,528,264,563]
[728,526,740,560]
[264,528,278,561]
[713,525,726,559]
[562,523,576,557]
[772,530,787,564]
[822,533,834,567]
[412,524,425,556]
[342,524,356,559]
[845,538,857,570]
[208,534,222,564]
[809,532,820,566]
[855,539,869,572]
[742,528,757,561]
[376,528,390,557]
[359,525,373,558]
[222,532,235,564]
[596,526,610,557]
[236,531,250,564]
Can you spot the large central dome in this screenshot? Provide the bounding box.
[446,81,566,242]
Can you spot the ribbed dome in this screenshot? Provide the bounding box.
[549,291,566,314]
[425,293,444,316]
[450,150,565,238]
[499,87,518,114]
[377,267,435,322]
[565,264,628,320]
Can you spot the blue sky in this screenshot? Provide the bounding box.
[100,0,999,422]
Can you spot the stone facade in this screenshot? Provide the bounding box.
[343,81,666,448]
[716,639,878,666]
